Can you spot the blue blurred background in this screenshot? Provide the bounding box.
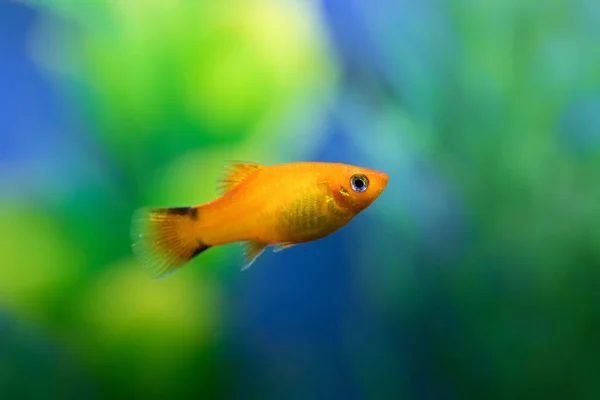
[2,0,600,398]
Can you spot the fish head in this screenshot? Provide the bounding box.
[328,164,389,214]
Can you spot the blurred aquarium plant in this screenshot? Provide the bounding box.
[3,0,336,398]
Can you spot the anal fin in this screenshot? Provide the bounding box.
[240,240,268,271]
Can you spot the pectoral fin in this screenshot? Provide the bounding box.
[273,243,297,253]
[240,240,268,271]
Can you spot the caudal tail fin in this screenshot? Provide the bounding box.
[130,206,210,279]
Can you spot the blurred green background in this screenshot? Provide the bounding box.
[2,0,600,398]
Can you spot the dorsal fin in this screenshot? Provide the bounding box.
[217,161,263,195]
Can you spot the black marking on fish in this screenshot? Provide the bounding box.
[166,206,199,220]
[191,243,210,259]
[167,207,192,216]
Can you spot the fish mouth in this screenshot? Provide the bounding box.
[381,172,389,187]
[378,172,389,193]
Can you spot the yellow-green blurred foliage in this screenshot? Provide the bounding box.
[4,0,338,397]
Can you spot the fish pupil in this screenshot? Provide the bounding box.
[350,174,368,192]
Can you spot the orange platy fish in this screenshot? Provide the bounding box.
[131,161,388,278]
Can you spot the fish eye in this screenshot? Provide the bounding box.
[350,174,369,193]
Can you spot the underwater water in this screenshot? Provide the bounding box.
[2,0,600,398]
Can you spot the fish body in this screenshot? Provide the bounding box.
[131,161,388,278]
